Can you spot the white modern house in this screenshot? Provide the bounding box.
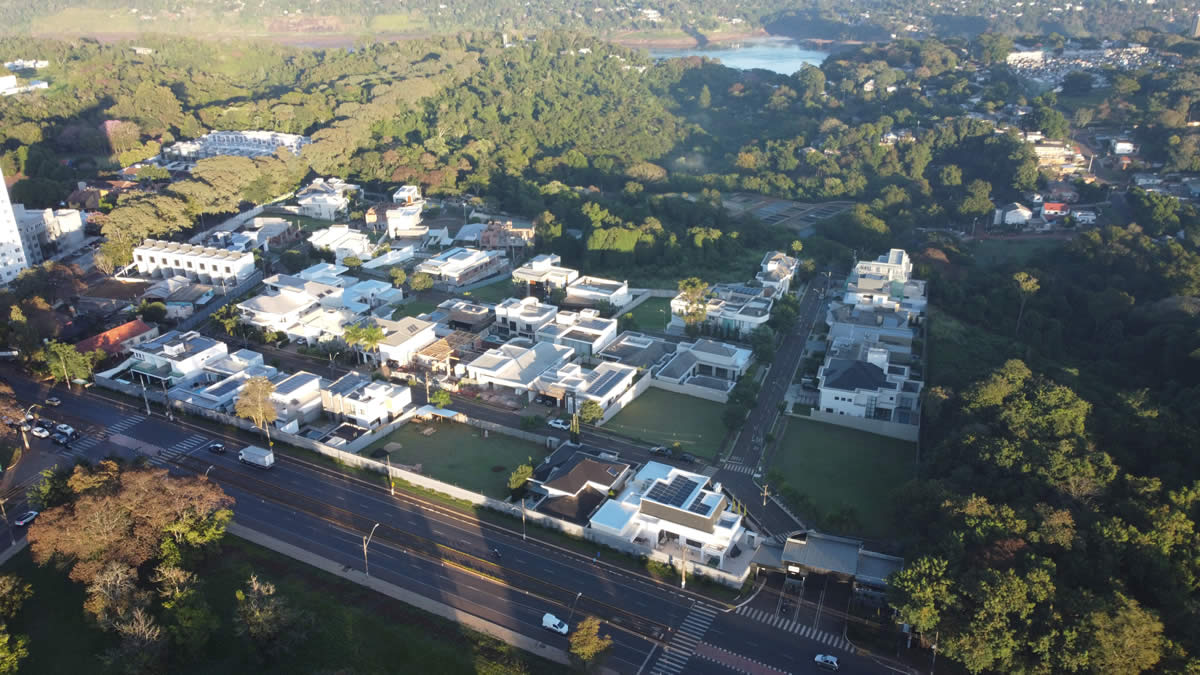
[669,283,773,338]
[994,202,1033,226]
[308,225,375,264]
[269,371,324,432]
[493,296,559,340]
[512,254,579,296]
[566,276,631,308]
[392,185,423,205]
[817,342,922,427]
[386,205,426,239]
[13,205,85,255]
[167,348,276,412]
[465,339,575,398]
[296,177,359,221]
[377,317,439,367]
[590,461,753,572]
[161,130,310,161]
[0,165,29,284]
[842,249,927,317]
[128,330,228,388]
[655,339,752,395]
[755,251,800,295]
[133,240,257,286]
[536,309,619,356]
[322,372,413,428]
[532,361,638,412]
[415,247,508,289]
[827,305,916,355]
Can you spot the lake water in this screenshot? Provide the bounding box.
[648,39,829,75]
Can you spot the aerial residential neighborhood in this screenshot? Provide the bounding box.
[0,12,1194,675]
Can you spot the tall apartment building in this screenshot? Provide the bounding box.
[0,166,30,284]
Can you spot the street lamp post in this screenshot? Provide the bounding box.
[204,465,215,479]
[385,456,394,496]
[362,523,380,576]
[567,591,582,622]
[521,499,527,542]
[0,500,14,547]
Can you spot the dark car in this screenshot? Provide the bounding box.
[34,419,54,430]
[678,452,697,463]
[208,443,226,454]
[649,446,673,458]
[50,432,69,446]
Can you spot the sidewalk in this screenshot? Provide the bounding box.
[227,522,573,668]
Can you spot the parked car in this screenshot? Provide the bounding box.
[208,443,226,454]
[30,427,50,439]
[45,397,61,406]
[51,432,69,446]
[814,654,840,671]
[649,446,673,458]
[678,452,697,463]
[541,613,569,635]
[34,419,54,430]
[55,424,74,436]
[13,511,37,527]
[547,419,571,431]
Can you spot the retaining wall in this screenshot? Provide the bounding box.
[649,378,730,403]
[806,409,920,442]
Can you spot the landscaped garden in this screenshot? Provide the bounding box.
[363,421,549,498]
[392,300,439,319]
[624,296,672,332]
[769,418,916,539]
[603,388,728,460]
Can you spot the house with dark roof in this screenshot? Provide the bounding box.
[780,531,903,592]
[74,319,159,357]
[529,449,632,524]
[817,342,922,427]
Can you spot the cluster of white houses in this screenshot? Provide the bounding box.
[667,251,801,338]
[814,249,926,440]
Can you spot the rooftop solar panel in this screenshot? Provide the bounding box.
[646,475,698,508]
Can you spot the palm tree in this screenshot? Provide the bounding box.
[344,321,385,365]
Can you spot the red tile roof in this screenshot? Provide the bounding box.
[75,319,156,356]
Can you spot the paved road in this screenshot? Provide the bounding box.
[714,276,832,536]
[1,370,890,674]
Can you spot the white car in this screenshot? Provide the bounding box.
[814,654,840,671]
[547,419,571,431]
[30,427,50,439]
[55,424,75,437]
[541,613,568,635]
[13,511,37,527]
[45,397,61,407]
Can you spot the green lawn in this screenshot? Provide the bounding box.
[392,300,439,319]
[460,279,516,304]
[3,537,557,675]
[364,422,549,498]
[273,213,335,233]
[770,419,916,539]
[973,238,1065,267]
[603,388,728,460]
[625,297,672,332]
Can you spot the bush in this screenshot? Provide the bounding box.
[645,560,678,581]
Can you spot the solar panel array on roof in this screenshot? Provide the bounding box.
[588,369,624,399]
[646,475,698,508]
[688,497,714,516]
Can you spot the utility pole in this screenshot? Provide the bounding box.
[568,591,582,622]
[762,482,770,507]
[680,552,688,590]
[160,378,173,421]
[140,380,151,415]
[385,455,395,496]
[57,351,71,392]
[362,522,380,576]
[0,500,13,547]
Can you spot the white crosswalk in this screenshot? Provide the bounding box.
[734,605,856,653]
[651,603,719,675]
[108,415,147,434]
[150,433,209,466]
[722,461,756,475]
[68,414,147,454]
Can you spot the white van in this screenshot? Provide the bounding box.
[541,613,568,635]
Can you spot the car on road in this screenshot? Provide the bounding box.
[45,397,61,406]
[30,427,50,439]
[649,446,673,458]
[547,419,571,431]
[51,432,69,446]
[13,511,37,527]
[541,613,569,635]
[208,443,226,454]
[55,424,75,437]
[678,452,697,463]
[814,654,839,671]
[34,419,54,430]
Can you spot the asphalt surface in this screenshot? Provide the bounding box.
[0,369,891,674]
[714,276,832,536]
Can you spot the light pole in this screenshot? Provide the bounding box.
[0,499,13,547]
[385,455,395,496]
[204,465,215,479]
[362,523,380,576]
[521,499,527,542]
[567,591,582,622]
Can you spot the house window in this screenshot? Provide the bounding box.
[685,538,702,549]
[225,267,231,273]
[187,261,193,269]
[136,254,143,262]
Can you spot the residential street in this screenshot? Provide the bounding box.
[0,369,891,674]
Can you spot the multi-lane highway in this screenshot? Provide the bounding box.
[0,368,890,674]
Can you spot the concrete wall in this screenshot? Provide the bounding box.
[176,269,264,332]
[596,370,652,425]
[649,378,730,403]
[806,409,920,442]
[465,416,557,448]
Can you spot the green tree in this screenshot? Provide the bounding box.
[429,389,452,409]
[698,84,712,109]
[750,326,776,362]
[154,565,218,658]
[26,466,71,510]
[569,616,613,669]
[342,256,363,270]
[235,376,277,447]
[211,304,241,338]
[40,341,103,386]
[234,574,310,660]
[137,301,167,323]
[1083,593,1164,674]
[789,239,803,256]
[722,405,747,429]
[888,556,952,633]
[578,400,604,424]
[507,463,533,491]
[677,277,709,332]
[343,321,385,364]
[0,577,31,622]
[389,267,407,288]
[1012,272,1039,337]
[409,272,434,292]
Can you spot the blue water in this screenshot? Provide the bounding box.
[648,39,829,75]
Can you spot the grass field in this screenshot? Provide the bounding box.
[3,537,557,675]
[276,213,336,233]
[625,297,673,332]
[392,300,438,319]
[973,238,1065,267]
[364,422,548,497]
[604,389,728,460]
[460,279,516,304]
[771,419,916,538]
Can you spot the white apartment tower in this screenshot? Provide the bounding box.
[0,166,30,284]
